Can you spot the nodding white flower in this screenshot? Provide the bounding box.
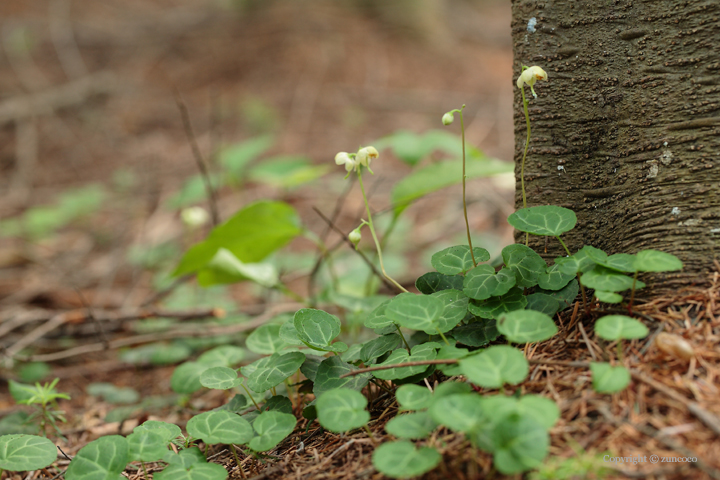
[516,66,548,98]
[356,146,378,168]
[348,226,362,248]
[442,112,454,125]
[335,152,356,172]
[181,206,209,228]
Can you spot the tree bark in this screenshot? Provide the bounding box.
[511,0,720,288]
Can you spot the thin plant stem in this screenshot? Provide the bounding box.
[364,213,401,295]
[395,325,411,353]
[363,424,375,440]
[628,270,639,313]
[141,462,149,480]
[616,342,624,362]
[357,169,408,293]
[230,444,247,479]
[240,384,260,410]
[558,235,588,312]
[284,378,295,410]
[556,235,572,256]
[520,87,532,246]
[435,328,450,346]
[458,106,477,267]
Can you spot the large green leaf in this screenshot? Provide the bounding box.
[246,324,288,355]
[248,411,296,452]
[497,310,558,343]
[634,250,683,272]
[391,155,512,214]
[492,414,549,474]
[127,431,168,462]
[372,441,441,479]
[590,362,630,393]
[313,357,372,397]
[396,385,433,411]
[537,263,574,291]
[359,334,401,364]
[415,272,464,294]
[0,435,57,472]
[245,352,305,393]
[385,411,438,439]
[429,393,486,433]
[373,343,438,381]
[293,309,345,352]
[155,462,228,480]
[133,421,181,444]
[502,244,546,288]
[170,362,209,394]
[385,293,445,334]
[173,201,302,276]
[525,293,562,316]
[594,315,649,340]
[463,265,516,301]
[431,245,490,275]
[65,435,129,480]
[431,289,469,332]
[459,346,529,388]
[316,388,369,433]
[196,346,245,367]
[186,411,254,445]
[199,367,244,390]
[467,287,527,320]
[580,267,645,292]
[196,249,279,288]
[507,205,577,236]
[451,319,500,347]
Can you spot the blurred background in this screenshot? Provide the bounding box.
[0,0,515,314]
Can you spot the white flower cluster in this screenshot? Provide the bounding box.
[334,146,379,174]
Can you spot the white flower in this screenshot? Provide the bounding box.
[356,146,378,168]
[516,66,548,98]
[442,112,454,125]
[335,151,356,172]
[181,206,209,228]
[348,226,362,248]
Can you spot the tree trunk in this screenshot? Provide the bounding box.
[511,0,720,288]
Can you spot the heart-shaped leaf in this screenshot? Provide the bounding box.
[431,245,490,275]
[246,352,305,393]
[507,205,577,236]
[634,249,683,272]
[127,431,168,462]
[451,319,500,347]
[459,346,529,388]
[246,324,288,355]
[0,435,57,472]
[396,385,433,411]
[65,435,129,480]
[385,293,445,334]
[525,293,561,316]
[502,244,547,288]
[580,267,645,292]
[373,343,438,381]
[133,421,182,444]
[430,289,469,332]
[200,367,243,390]
[278,321,304,346]
[293,309,345,352]
[492,414,549,474]
[155,461,228,480]
[313,356,372,397]
[590,362,631,393]
[372,441,441,479]
[385,411,438,439]
[467,287,527,320]
[537,263,574,291]
[594,315,648,340]
[594,291,623,303]
[359,334,401,364]
[592,253,637,272]
[463,265,516,301]
[317,388,369,433]
[197,346,245,367]
[170,362,208,394]
[429,393,487,433]
[186,411,254,445]
[416,272,464,294]
[497,310,558,343]
[554,246,602,275]
[248,411,296,451]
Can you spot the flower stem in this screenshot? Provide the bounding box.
[520,87,532,246]
[357,169,408,293]
[395,324,411,353]
[240,384,260,410]
[458,106,477,267]
[435,328,450,346]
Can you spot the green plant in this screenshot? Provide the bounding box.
[8,379,70,438]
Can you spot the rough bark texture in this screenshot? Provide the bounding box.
[511,0,720,288]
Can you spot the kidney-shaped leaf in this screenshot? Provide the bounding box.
[634,249,683,272]
[502,244,547,288]
[155,462,228,480]
[65,435,129,480]
[507,205,576,236]
[313,356,372,397]
[497,310,558,343]
[127,430,168,462]
[372,441,441,479]
[200,367,243,390]
[431,245,490,275]
[0,435,57,472]
[594,315,648,340]
[395,385,432,411]
[590,362,631,393]
[317,388,369,433]
[415,272,464,295]
[463,265,516,301]
[246,324,287,355]
[186,411,254,445]
[293,309,344,352]
[581,267,645,292]
[385,411,437,440]
[373,343,438,381]
[170,362,208,394]
[492,414,549,474]
[248,411,296,452]
[384,293,444,334]
[459,346,529,388]
[133,421,181,444]
[246,352,305,393]
[429,393,485,433]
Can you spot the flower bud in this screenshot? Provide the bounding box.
[442,112,454,125]
[335,152,351,166]
[181,206,209,228]
[348,226,362,248]
[356,146,379,168]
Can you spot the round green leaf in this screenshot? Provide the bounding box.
[554,246,599,275]
[133,421,182,444]
[594,315,649,340]
[262,395,293,414]
[199,367,243,390]
[502,244,547,288]
[590,362,631,393]
[580,268,645,292]
[525,293,561,316]
[429,393,485,433]
[373,343,438,381]
[594,253,637,272]
[196,345,245,367]
[359,334,401,364]
[516,395,560,429]
[385,411,437,439]
[415,272,464,294]
[537,264,574,290]
[430,289,469,332]
[278,321,304,346]
[634,249,683,272]
[507,205,577,236]
[341,342,363,363]
[293,308,342,350]
[186,411,253,445]
[451,319,499,347]
[0,435,57,472]
[460,346,529,388]
[299,355,324,382]
[594,291,623,303]
[65,435,129,480]
[467,287,527,320]
[155,461,228,480]
[372,441,441,479]
[363,300,395,331]
[435,343,470,376]
[396,384,432,411]
[248,411,296,451]
[431,245,490,275]
[384,293,444,334]
[497,310,558,343]
[170,362,208,394]
[246,352,305,393]
[127,431,168,462]
[463,265,516,301]
[492,414,549,474]
[246,324,287,355]
[313,356,372,397]
[316,388,369,433]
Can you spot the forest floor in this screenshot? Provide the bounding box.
[1,1,719,479]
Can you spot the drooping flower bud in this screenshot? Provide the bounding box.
[516,65,548,98]
[356,146,379,168]
[181,206,209,228]
[348,226,362,249]
[442,112,454,125]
